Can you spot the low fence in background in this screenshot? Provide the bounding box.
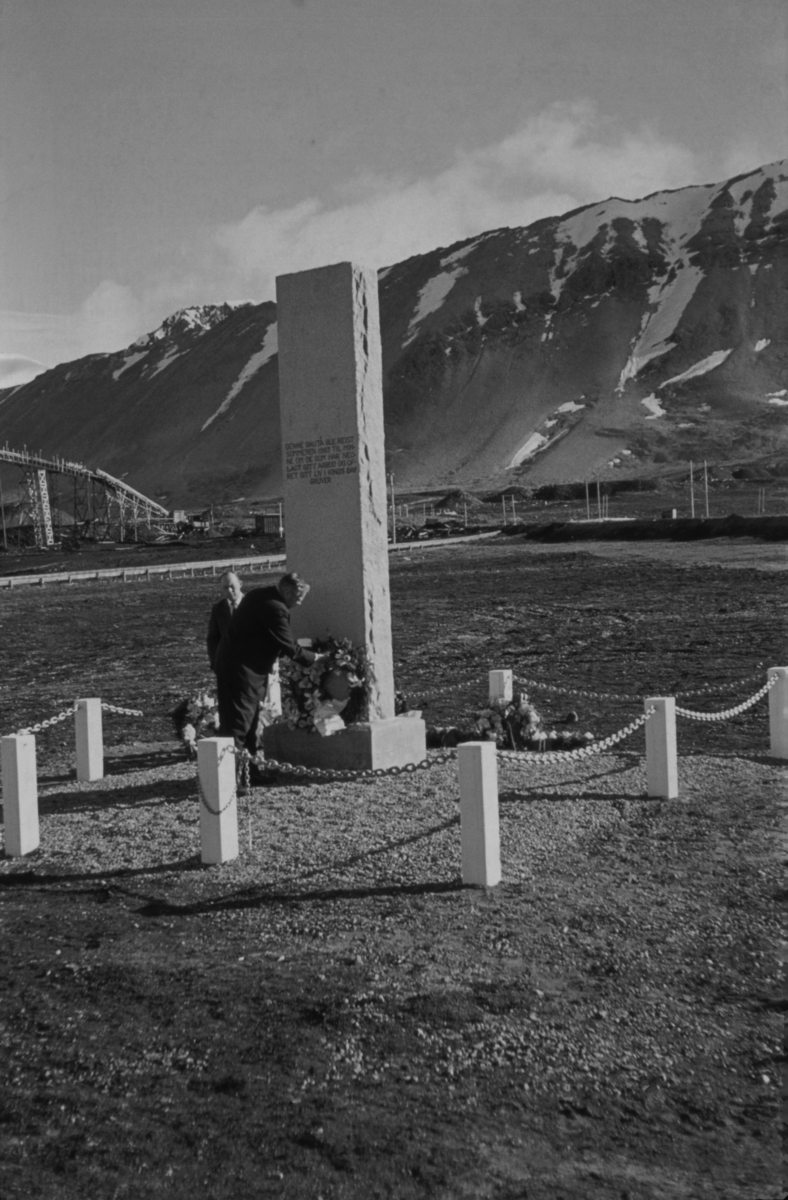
[0,532,499,589]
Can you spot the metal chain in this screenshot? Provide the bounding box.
[673,668,766,698]
[514,674,645,701]
[675,676,777,723]
[245,747,458,782]
[16,704,77,736]
[196,743,243,815]
[101,703,144,716]
[514,667,767,703]
[397,672,481,702]
[197,771,239,816]
[497,707,655,764]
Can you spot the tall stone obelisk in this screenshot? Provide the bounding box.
[264,261,425,770]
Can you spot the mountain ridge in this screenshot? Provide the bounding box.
[1,159,785,505]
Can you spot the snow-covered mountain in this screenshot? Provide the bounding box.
[0,160,785,504]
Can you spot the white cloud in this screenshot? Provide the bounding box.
[3,102,703,366]
[722,138,787,180]
[0,353,47,388]
[74,281,143,356]
[0,282,146,373]
[214,101,700,296]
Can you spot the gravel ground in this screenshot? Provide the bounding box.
[1,735,783,1199]
[0,539,784,1199]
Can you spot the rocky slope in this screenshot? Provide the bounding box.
[0,161,785,505]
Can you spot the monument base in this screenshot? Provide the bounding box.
[263,716,427,773]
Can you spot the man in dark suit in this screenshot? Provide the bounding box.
[215,572,318,760]
[207,570,243,671]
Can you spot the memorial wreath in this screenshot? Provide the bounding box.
[281,637,368,734]
[474,692,594,751]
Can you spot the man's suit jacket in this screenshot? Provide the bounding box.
[219,586,315,677]
[207,597,235,671]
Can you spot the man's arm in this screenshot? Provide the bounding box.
[265,601,317,665]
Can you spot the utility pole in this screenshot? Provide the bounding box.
[585,480,590,520]
[501,496,506,525]
[596,480,601,520]
[689,461,695,518]
[0,468,7,551]
[703,460,709,518]
[511,496,516,522]
[389,474,396,544]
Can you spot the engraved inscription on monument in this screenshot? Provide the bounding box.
[284,436,358,485]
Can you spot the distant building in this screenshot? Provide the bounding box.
[255,512,284,536]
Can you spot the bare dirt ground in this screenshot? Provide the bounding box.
[0,539,785,1199]
[491,537,787,573]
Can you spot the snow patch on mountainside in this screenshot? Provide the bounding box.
[604,169,781,392]
[755,339,770,351]
[642,395,665,419]
[659,349,733,389]
[617,263,705,389]
[513,291,525,312]
[617,339,675,389]
[112,351,148,382]
[132,305,233,352]
[556,401,585,414]
[508,432,547,468]
[201,322,278,433]
[548,248,567,303]
[404,267,467,345]
[440,240,483,268]
[149,349,182,378]
[729,182,756,239]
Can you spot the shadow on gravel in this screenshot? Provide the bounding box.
[715,751,788,768]
[500,787,648,804]
[38,776,195,814]
[37,770,74,785]
[498,758,646,804]
[0,855,203,888]
[104,748,187,773]
[135,877,465,919]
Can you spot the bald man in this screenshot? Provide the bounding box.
[207,571,243,672]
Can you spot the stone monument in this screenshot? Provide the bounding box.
[263,261,426,770]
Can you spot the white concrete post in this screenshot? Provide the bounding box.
[197,738,239,865]
[768,667,788,760]
[1,734,39,856]
[458,741,501,887]
[75,698,103,782]
[266,661,282,717]
[644,697,678,799]
[488,670,513,705]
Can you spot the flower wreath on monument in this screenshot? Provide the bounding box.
[281,637,368,735]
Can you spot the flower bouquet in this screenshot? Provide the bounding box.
[473,692,594,751]
[281,637,368,734]
[169,690,220,758]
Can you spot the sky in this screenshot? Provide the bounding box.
[1,0,785,384]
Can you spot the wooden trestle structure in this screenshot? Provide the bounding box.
[0,447,172,547]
